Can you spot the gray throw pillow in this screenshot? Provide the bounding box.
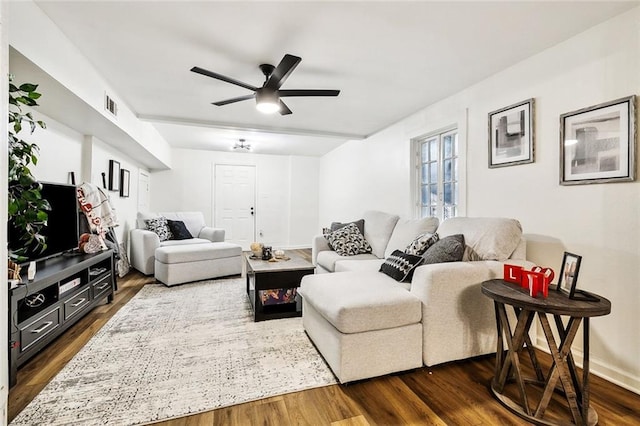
[325,223,372,256]
[421,234,465,264]
[330,219,365,236]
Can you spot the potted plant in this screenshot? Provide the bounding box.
[8,76,49,262]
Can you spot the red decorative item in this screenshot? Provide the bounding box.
[503,264,523,284]
[522,270,544,297]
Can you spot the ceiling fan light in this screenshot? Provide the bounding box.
[255,89,280,114]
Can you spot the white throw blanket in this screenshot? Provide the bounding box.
[77,182,118,249]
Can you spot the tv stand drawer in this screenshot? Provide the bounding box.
[20,307,61,352]
[63,287,91,321]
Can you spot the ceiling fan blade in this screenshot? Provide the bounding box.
[191,66,257,91]
[278,100,292,115]
[265,54,301,90]
[279,89,340,97]
[212,94,255,106]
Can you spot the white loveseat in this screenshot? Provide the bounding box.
[130,211,227,275]
[299,211,533,383]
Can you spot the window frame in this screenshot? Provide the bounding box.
[411,126,463,221]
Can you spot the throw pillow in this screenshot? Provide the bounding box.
[325,223,372,256]
[405,232,439,256]
[167,219,193,240]
[379,250,424,282]
[421,234,465,264]
[145,217,173,242]
[330,219,365,235]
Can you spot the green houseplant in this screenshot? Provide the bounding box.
[8,76,49,261]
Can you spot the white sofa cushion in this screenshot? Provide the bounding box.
[137,211,207,239]
[159,238,212,247]
[362,210,400,258]
[299,272,421,334]
[317,251,378,272]
[160,212,207,238]
[155,242,242,264]
[437,217,523,261]
[334,258,385,273]
[384,216,439,258]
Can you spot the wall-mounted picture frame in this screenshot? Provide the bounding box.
[108,160,120,192]
[560,95,636,185]
[557,252,581,298]
[120,169,130,197]
[488,98,535,168]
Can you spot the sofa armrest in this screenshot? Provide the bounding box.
[130,229,160,275]
[312,234,332,266]
[409,260,534,366]
[198,226,225,242]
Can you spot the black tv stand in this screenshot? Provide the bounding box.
[8,250,116,388]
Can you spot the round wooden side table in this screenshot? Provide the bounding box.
[481,279,611,426]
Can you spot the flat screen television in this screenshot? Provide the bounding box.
[9,182,80,263]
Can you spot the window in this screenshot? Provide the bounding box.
[416,129,459,221]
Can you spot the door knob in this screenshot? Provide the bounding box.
[250,207,254,216]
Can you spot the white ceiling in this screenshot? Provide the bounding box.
[33,1,637,157]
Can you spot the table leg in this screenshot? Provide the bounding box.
[493,302,504,380]
[554,314,583,403]
[496,305,535,415]
[582,317,590,423]
[536,314,584,424]
[514,306,545,383]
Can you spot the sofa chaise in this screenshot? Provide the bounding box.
[130,211,242,286]
[299,211,533,383]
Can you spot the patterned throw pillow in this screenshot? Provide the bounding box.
[379,250,424,282]
[167,220,193,240]
[405,232,439,256]
[421,234,465,264]
[145,217,173,242]
[325,223,372,256]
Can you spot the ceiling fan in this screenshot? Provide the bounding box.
[190,54,340,116]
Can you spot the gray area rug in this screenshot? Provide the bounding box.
[11,277,337,425]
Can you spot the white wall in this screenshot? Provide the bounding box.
[319,7,640,393]
[25,113,148,250]
[150,149,319,249]
[8,0,172,169]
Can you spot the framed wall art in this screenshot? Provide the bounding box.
[488,98,535,168]
[108,160,120,192]
[120,169,130,197]
[560,95,636,185]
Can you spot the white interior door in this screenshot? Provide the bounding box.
[214,164,256,250]
[137,170,150,212]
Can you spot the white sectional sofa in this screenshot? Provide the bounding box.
[299,211,533,383]
[130,212,242,286]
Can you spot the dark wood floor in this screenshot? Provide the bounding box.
[8,250,640,425]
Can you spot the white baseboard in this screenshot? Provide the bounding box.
[534,336,640,395]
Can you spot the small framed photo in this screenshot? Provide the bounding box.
[120,169,130,197]
[557,252,581,297]
[108,160,120,192]
[488,98,535,168]
[560,95,636,185]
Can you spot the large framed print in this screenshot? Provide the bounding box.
[560,95,636,185]
[488,98,534,168]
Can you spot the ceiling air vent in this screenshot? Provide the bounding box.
[104,93,118,117]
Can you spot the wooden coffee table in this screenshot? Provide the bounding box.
[245,251,315,322]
